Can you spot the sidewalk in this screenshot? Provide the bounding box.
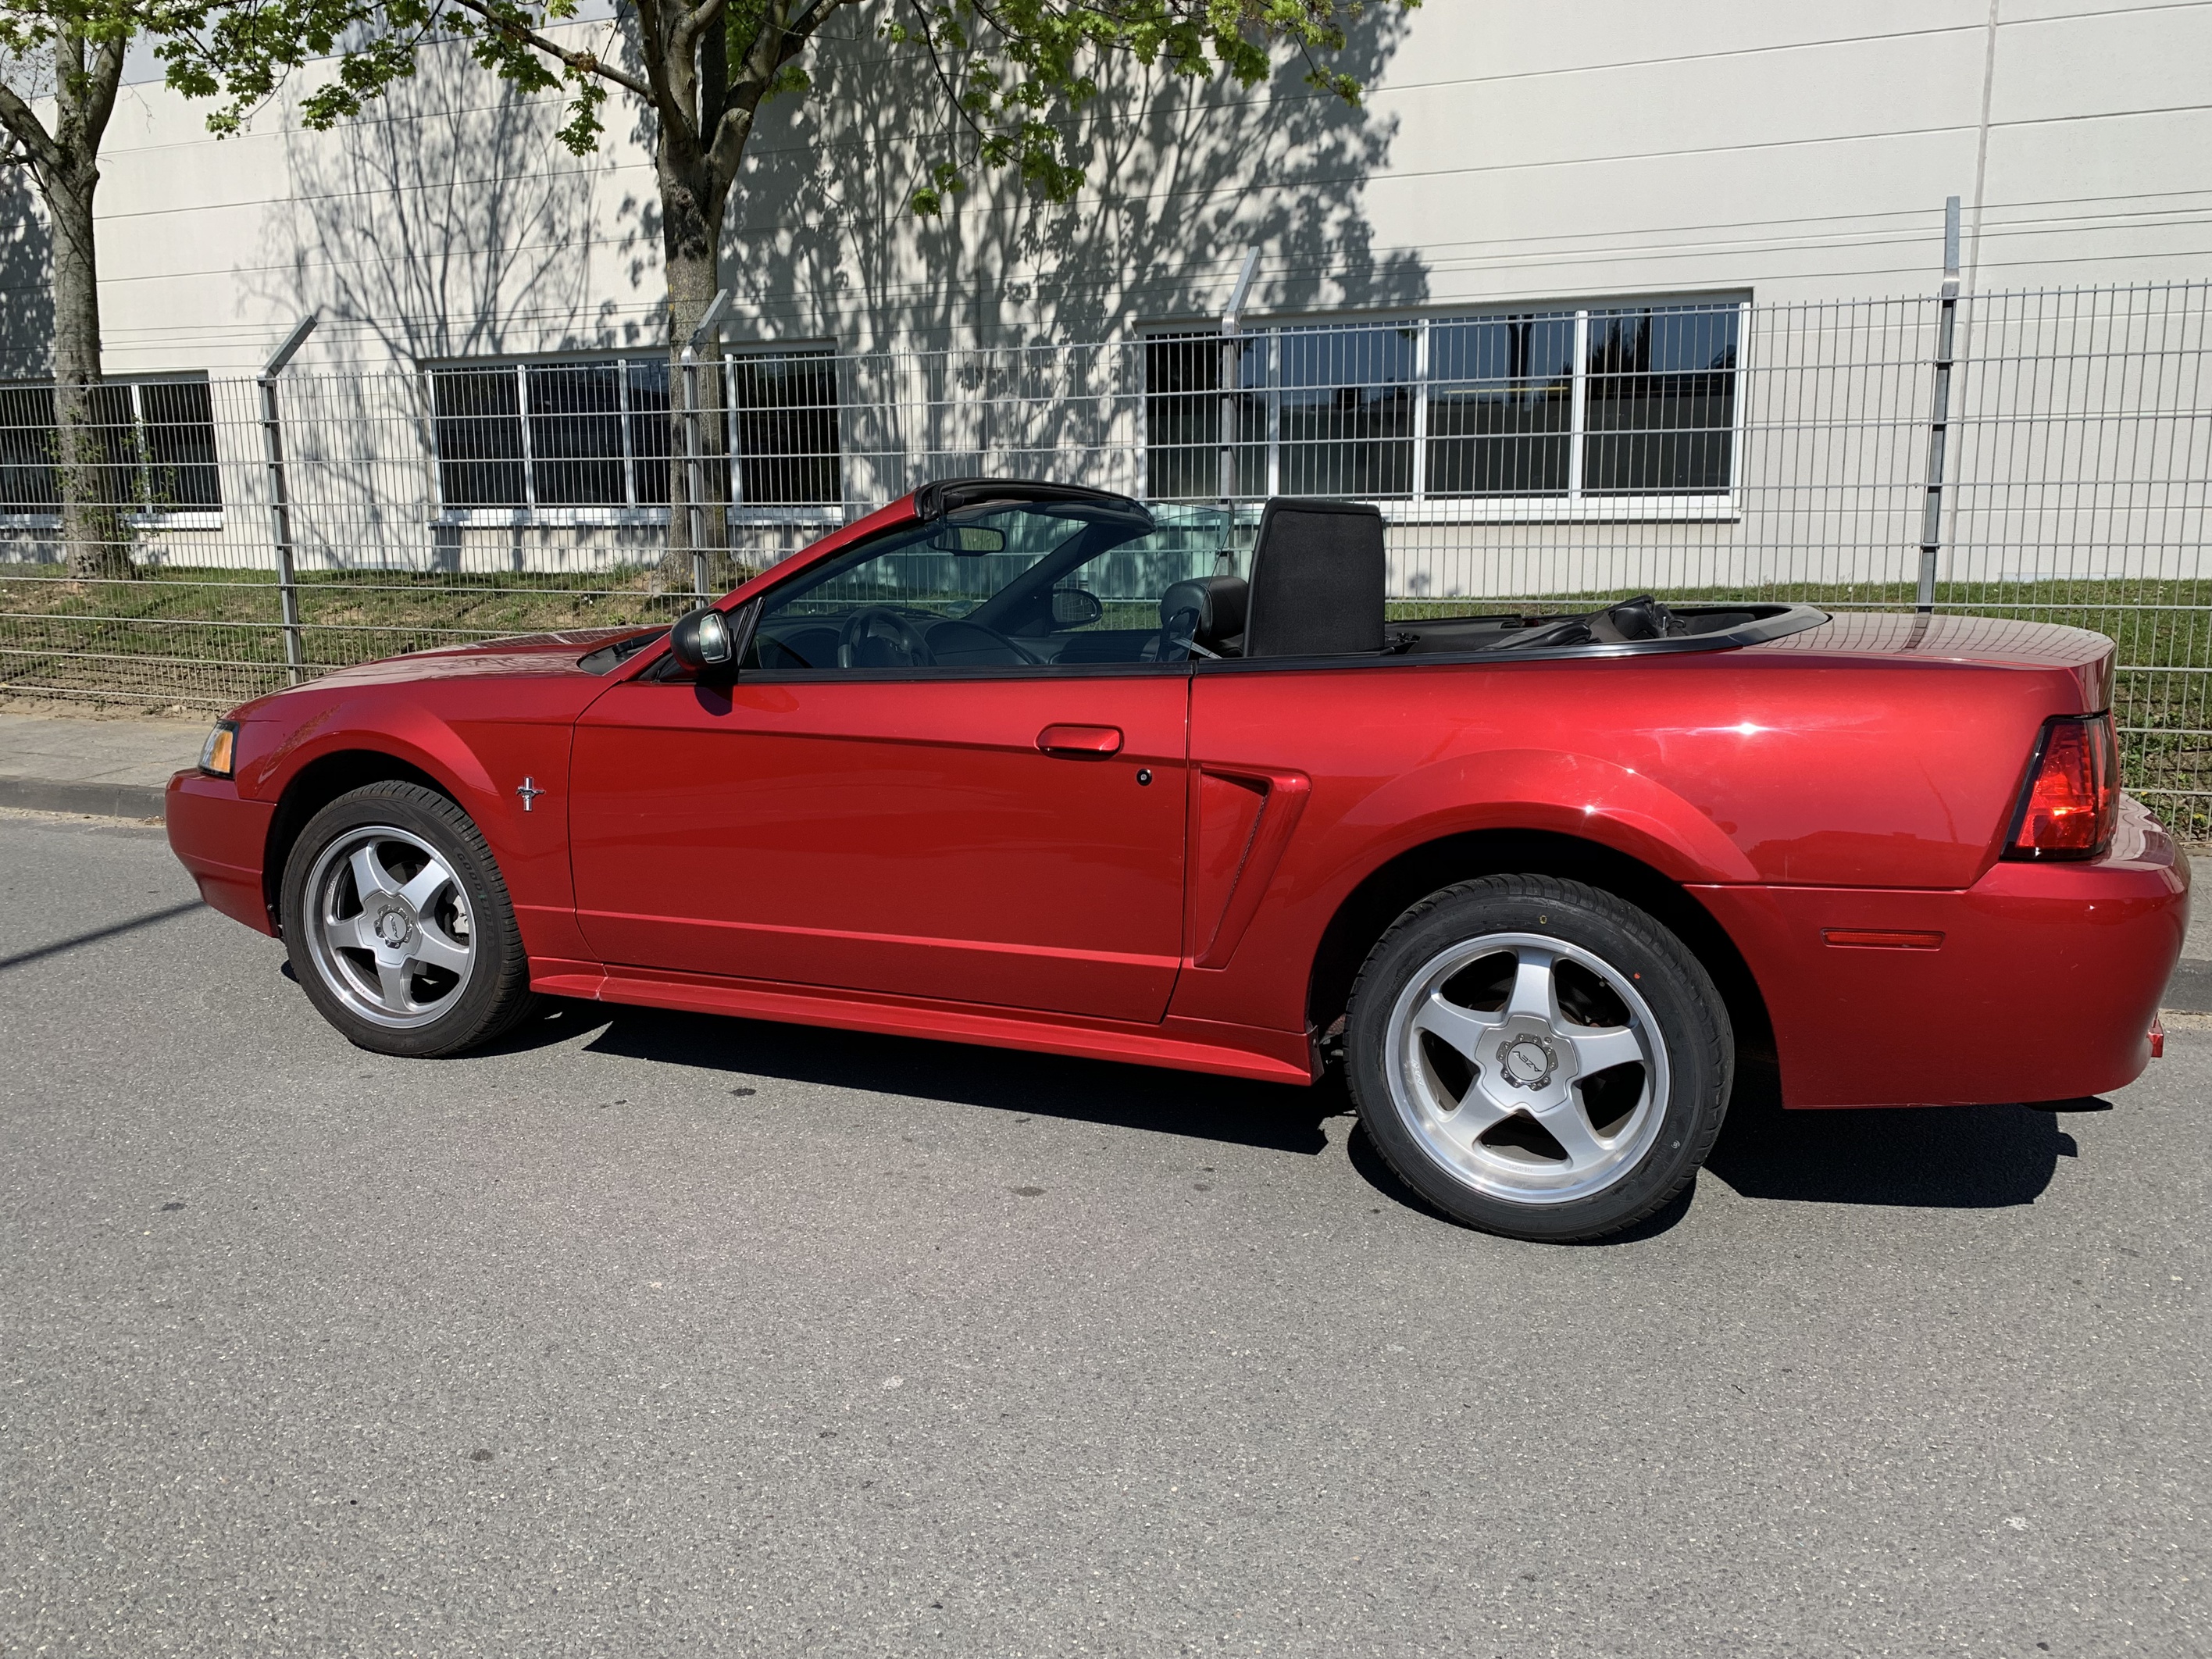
[4,708,2209,1015]
[0,711,206,821]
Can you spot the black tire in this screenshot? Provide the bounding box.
[280,781,537,1058]
[1344,875,1732,1242]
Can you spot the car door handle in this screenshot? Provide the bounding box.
[1036,723,1124,757]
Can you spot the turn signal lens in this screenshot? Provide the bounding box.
[2005,713,2117,859]
[198,720,237,778]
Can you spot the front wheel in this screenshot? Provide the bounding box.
[280,781,536,1058]
[1345,875,1732,1242]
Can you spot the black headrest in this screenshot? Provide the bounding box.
[1242,499,1386,658]
[1160,575,1248,653]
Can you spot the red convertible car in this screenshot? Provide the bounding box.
[169,480,2187,1240]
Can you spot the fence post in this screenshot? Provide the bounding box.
[1217,250,1262,537]
[1918,197,1962,614]
[257,314,317,684]
[680,289,730,600]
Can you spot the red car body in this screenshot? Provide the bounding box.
[169,494,2188,1108]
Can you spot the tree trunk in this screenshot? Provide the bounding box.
[47,156,128,580]
[660,156,732,596]
[2,29,133,579]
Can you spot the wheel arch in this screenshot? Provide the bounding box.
[1306,828,1774,1065]
[262,750,454,929]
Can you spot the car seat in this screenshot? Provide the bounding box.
[1159,575,1249,658]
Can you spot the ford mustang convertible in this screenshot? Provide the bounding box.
[167,480,2189,1240]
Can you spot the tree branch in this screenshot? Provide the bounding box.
[670,0,730,74]
[77,31,127,153]
[0,80,61,175]
[629,0,688,135]
[704,0,852,184]
[441,0,658,103]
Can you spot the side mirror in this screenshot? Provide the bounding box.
[1051,587,1104,629]
[670,607,735,673]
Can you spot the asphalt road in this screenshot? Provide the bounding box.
[2,812,2206,1657]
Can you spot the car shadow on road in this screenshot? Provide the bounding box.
[544,1002,1344,1156]
[497,1001,2084,1220]
[1701,1055,2082,1211]
[1343,1050,2082,1240]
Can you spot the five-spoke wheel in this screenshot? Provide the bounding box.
[1385,932,1669,1205]
[1347,875,1732,1241]
[302,826,476,1028]
[281,781,536,1058]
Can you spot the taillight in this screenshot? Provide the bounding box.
[2004,712,2118,859]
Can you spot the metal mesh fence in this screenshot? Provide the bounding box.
[2,283,2207,824]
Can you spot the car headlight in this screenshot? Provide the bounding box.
[198,720,238,778]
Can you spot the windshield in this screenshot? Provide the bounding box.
[747,500,1234,672]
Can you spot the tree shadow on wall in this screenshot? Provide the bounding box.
[0,162,55,376]
[254,51,621,366]
[599,6,1427,498]
[243,55,636,574]
[227,12,1424,554]
[723,5,1425,341]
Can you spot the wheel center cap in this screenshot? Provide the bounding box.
[1498,1033,1558,1089]
[373,906,415,948]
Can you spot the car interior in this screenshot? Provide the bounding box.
[593,480,1818,677]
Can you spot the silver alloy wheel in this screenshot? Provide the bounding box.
[1381,931,1670,1205]
[301,824,476,1029]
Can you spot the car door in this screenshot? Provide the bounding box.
[567,495,1216,1025]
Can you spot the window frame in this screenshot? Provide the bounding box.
[1141,295,1750,525]
[424,348,845,530]
[0,373,225,530]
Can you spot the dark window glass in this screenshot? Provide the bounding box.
[432,355,841,513]
[1582,305,1738,494]
[0,380,217,513]
[624,358,672,506]
[137,379,221,508]
[0,384,58,511]
[431,368,526,507]
[1143,333,1265,501]
[730,352,839,507]
[526,362,626,505]
[1426,315,1575,496]
[1278,326,1416,497]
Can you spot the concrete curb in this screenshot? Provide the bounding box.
[0,778,168,821]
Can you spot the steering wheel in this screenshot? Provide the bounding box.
[837,605,935,669]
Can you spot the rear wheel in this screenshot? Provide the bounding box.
[280,782,535,1058]
[1345,875,1732,1242]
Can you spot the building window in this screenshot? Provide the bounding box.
[0,376,222,517]
[1144,298,1743,516]
[427,350,840,519]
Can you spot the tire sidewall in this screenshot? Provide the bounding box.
[280,783,523,1058]
[1347,878,1732,1241]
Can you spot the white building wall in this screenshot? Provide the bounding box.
[2,0,2206,377]
[0,2,2206,594]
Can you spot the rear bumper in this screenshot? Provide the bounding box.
[166,770,276,936]
[1698,795,2189,1108]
